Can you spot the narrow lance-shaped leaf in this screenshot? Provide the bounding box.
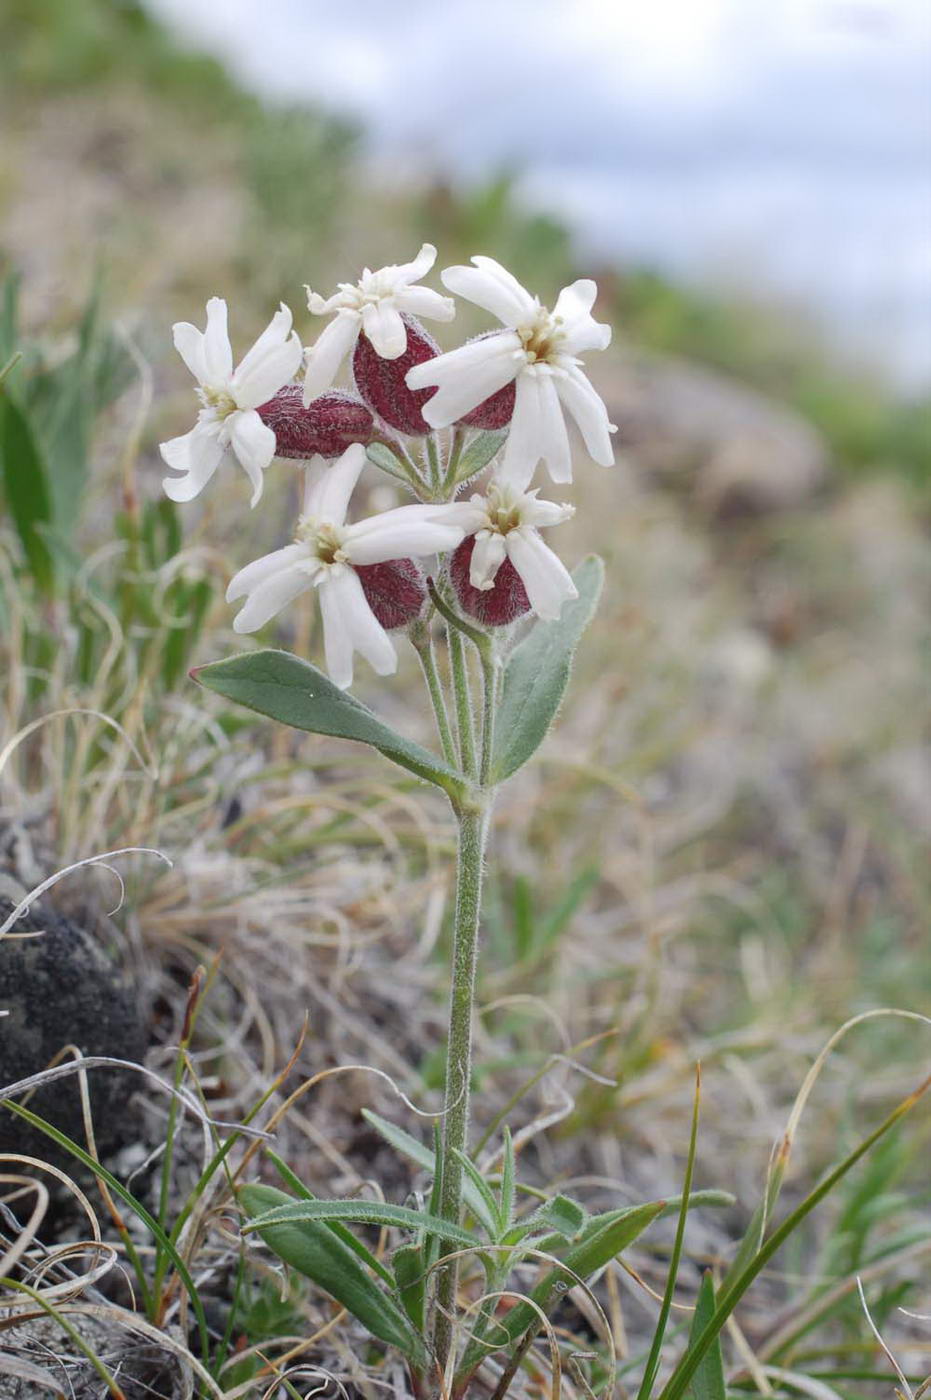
[195,649,464,799]
[454,428,507,483]
[240,1184,425,1363]
[362,1109,497,1226]
[0,393,55,595]
[687,1272,726,1400]
[491,554,604,782]
[244,1196,478,1248]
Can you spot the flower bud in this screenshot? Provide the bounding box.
[449,537,530,627]
[456,379,515,431]
[353,315,439,437]
[356,557,427,630]
[257,387,374,459]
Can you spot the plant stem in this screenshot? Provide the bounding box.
[432,801,489,1376]
[479,652,499,787]
[411,622,457,769]
[442,427,466,493]
[448,630,477,779]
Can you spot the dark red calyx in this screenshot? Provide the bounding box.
[257,387,374,459]
[456,379,516,430]
[356,557,427,630]
[449,536,530,628]
[353,315,439,437]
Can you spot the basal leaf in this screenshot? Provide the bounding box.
[361,1110,493,1226]
[458,1199,664,1382]
[195,649,464,797]
[245,1196,477,1249]
[687,1272,726,1400]
[240,1184,423,1361]
[491,555,603,782]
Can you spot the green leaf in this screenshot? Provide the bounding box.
[500,1127,515,1233]
[195,649,464,798]
[392,1243,427,1332]
[528,1194,587,1239]
[455,428,507,483]
[491,554,604,782]
[366,441,416,486]
[265,1149,394,1285]
[687,1272,726,1400]
[239,1184,423,1361]
[26,284,136,526]
[244,1195,478,1249]
[0,391,55,594]
[362,1110,493,1227]
[452,1149,504,1239]
[458,1199,665,1382]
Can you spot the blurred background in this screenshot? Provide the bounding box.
[1,0,930,1386]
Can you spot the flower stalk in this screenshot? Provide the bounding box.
[432,799,490,1375]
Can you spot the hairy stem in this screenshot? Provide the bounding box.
[479,652,500,787]
[412,625,457,769]
[448,629,477,779]
[432,802,490,1377]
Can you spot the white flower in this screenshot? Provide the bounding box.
[226,443,465,689]
[161,298,303,507]
[303,243,456,404]
[406,256,616,485]
[436,464,577,621]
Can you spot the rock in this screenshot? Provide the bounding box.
[587,351,829,514]
[0,895,147,1166]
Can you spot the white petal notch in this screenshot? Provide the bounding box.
[302,244,456,404]
[226,445,467,689]
[160,298,303,507]
[406,257,617,485]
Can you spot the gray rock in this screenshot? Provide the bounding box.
[0,897,147,1165]
[587,351,829,513]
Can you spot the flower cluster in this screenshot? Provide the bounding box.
[161,245,616,687]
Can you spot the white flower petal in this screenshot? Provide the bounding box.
[501,370,571,485]
[469,531,508,590]
[160,422,226,502]
[522,495,575,529]
[301,457,329,514]
[303,444,367,525]
[227,409,278,505]
[306,287,345,316]
[317,571,356,689]
[171,322,208,384]
[202,297,234,383]
[555,367,616,466]
[406,331,522,427]
[393,242,437,287]
[318,568,397,689]
[441,257,536,327]
[231,304,303,408]
[506,528,578,621]
[231,563,313,633]
[302,311,360,403]
[343,505,464,565]
[555,279,612,354]
[425,500,489,533]
[226,543,308,602]
[361,300,408,359]
[395,285,456,322]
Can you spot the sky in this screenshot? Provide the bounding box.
[148,0,931,388]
